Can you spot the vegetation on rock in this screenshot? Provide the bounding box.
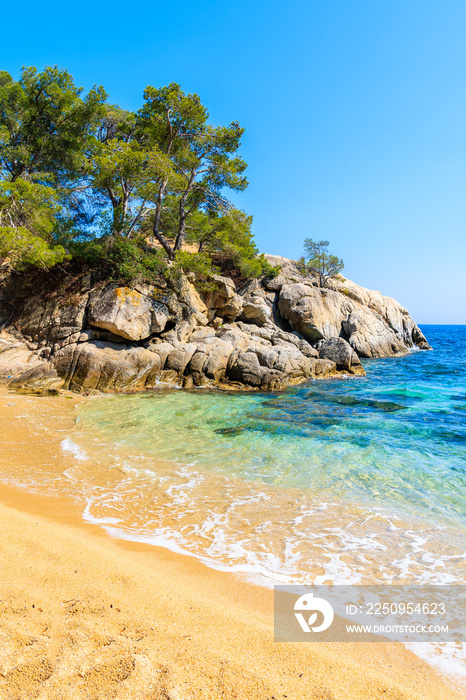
[300,238,344,288]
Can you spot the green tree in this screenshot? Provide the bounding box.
[89,135,177,237]
[0,66,271,282]
[0,179,68,269]
[302,238,344,287]
[137,83,247,259]
[169,121,247,253]
[185,207,277,278]
[0,65,106,184]
[136,83,207,258]
[0,71,12,88]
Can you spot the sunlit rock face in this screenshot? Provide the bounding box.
[0,254,430,394]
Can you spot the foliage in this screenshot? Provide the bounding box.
[0,71,12,88]
[0,65,275,285]
[72,236,168,284]
[185,208,279,279]
[301,238,344,288]
[136,83,247,259]
[0,225,68,270]
[0,65,106,185]
[88,102,181,237]
[0,179,68,269]
[169,250,219,291]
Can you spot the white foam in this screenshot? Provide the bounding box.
[82,500,122,525]
[60,438,88,461]
[61,445,465,686]
[406,642,466,686]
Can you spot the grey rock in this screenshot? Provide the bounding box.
[204,341,234,381]
[165,343,198,374]
[0,252,429,394]
[313,358,337,376]
[278,283,347,342]
[145,341,175,368]
[296,338,319,358]
[317,337,364,374]
[278,274,430,357]
[7,363,64,395]
[239,297,272,326]
[88,285,170,341]
[263,274,288,292]
[188,349,209,380]
[203,275,242,321]
[229,351,264,387]
[53,341,162,392]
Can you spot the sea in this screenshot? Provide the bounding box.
[6,325,466,681]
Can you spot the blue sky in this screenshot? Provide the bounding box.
[2,1,466,322]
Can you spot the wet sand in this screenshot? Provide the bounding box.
[0,388,462,699]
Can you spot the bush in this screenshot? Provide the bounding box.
[0,225,69,270]
[0,179,69,270]
[169,251,219,291]
[72,236,168,284]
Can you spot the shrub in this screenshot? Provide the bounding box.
[72,236,168,284]
[169,251,219,291]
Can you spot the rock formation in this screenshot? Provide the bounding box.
[0,254,430,394]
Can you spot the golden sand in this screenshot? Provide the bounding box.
[0,389,462,699]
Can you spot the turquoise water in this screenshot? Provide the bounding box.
[66,326,465,586]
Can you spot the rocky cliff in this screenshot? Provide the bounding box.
[0,254,430,395]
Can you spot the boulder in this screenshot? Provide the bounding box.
[278,277,430,357]
[313,358,337,377]
[0,252,430,394]
[165,343,198,374]
[412,326,431,350]
[0,330,64,394]
[278,283,349,342]
[239,297,272,326]
[204,275,243,320]
[145,342,175,368]
[188,349,209,383]
[88,285,170,341]
[53,341,162,392]
[204,341,234,381]
[229,351,264,387]
[262,254,305,283]
[7,363,64,395]
[296,338,319,358]
[174,277,210,325]
[10,291,89,346]
[341,310,404,357]
[263,274,288,292]
[0,335,38,380]
[217,293,243,320]
[317,337,365,374]
[260,369,288,391]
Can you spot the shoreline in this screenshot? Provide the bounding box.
[0,388,463,698]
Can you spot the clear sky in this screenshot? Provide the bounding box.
[2,1,465,323]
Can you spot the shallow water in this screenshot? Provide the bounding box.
[53,325,465,589]
[2,325,465,682]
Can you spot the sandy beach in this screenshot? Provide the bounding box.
[0,389,462,699]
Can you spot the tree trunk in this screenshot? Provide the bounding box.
[174,201,186,252]
[127,199,147,238]
[151,178,174,259]
[153,230,174,260]
[173,170,196,252]
[112,205,123,236]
